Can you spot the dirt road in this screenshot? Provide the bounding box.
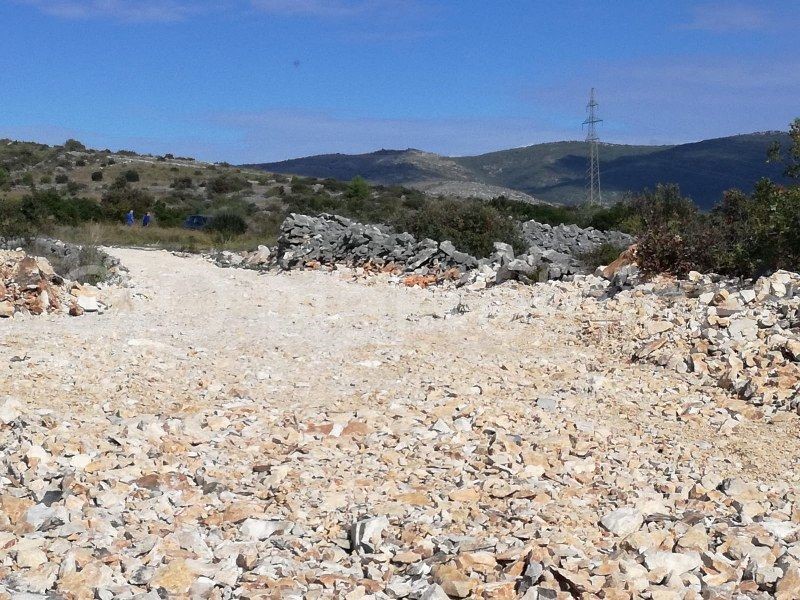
[1,248,798,598]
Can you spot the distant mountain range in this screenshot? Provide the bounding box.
[245,132,793,209]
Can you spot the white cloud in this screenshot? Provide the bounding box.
[249,0,416,19]
[16,0,215,22]
[680,3,772,32]
[18,0,426,25]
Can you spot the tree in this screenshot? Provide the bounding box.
[63,139,86,152]
[767,117,800,179]
[346,176,370,201]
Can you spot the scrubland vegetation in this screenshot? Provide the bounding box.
[1,118,798,276]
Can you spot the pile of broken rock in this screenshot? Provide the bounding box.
[0,251,106,318]
[274,213,631,286]
[521,220,634,257]
[211,246,272,270]
[616,269,800,415]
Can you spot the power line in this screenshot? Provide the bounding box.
[582,88,602,205]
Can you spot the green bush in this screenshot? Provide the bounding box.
[123,169,140,182]
[40,175,52,184]
[63,139,86,152]
[55,174,69,184]
[632,181,800,277]
[487,195,637,233]
[102,185,154,221]
[0,197,36,237]
[346,176,370,201]
[207,173,250,195]
[171,176,193,189]
[398,198,524,257]
[0,168,9,188]
[206,212,248,240]
[152,200,189,228]
[578,243,628,270]
[0,189,103,235]
[768,117,800,179]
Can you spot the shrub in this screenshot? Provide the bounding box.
[123,169,140,182]
[708,181,800,275]
[21,172,34,186]
[40,175,52,184]
[0,197,36,237]
[346,176,370,201]
[626,185,714,276]
[398,198,524,257]
[578,243,628,270]
[63,139,86,152]
[75,159,86,167]
[55,174,69,184]
[207,173,251,195]
[0,168,9,187]
[0,189,103,234]
[206,212,248,240]
[291,180,310,194]
[632,181,800,278]
[91,171,103,181]
[152,200,189,228]
[767,117,800,179]
[101,185,154,221]
[171,176,193,190]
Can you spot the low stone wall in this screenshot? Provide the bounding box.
[276,213,478,272]
[522,220,635,256]
[275,213,635,287]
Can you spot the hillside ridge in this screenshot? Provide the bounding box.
[246,131,792,208]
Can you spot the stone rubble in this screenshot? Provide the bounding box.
[521,221,634,257]
[1,237,129,287]
[616,269,800,416]
[272,213,633,286]
[0,250,113,318]
[1,247,800,599]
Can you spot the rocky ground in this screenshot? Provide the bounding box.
[1,249,800,599]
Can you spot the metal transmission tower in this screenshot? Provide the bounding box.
[582,88,602,205]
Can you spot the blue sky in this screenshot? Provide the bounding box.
[0,1,798,162]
